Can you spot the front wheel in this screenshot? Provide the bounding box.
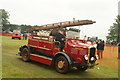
[12,37,14,39]
[55,56,70,74]
[21,48,30,62]
[77,66,88,71]
[19,38,21,40]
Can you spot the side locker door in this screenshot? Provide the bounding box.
[38,39,53,55]
[28,38,39,48]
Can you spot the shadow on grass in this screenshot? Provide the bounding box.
[18,58,54,70]
[17,57,94,77]
[17,57,54,69]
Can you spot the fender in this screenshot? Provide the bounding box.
[53,52,73,65]
[19,45,30,52]
[19,45,30,56]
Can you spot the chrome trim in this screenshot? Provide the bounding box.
[39,40,53,43]
[87,48,90,63]
[88,47,96,62]
[84,55,88,60]
[29,45,38,48]
[95,55,99,60]
[29,39,39,41]
[90,57,94,61]
[37,46,51,50]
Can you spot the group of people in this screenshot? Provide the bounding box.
[21,33,28,40]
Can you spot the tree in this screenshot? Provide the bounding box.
[0,9,10,26]
[106,15,120,43]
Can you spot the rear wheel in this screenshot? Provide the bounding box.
[55,56,70,74]
[21,48,30,62]
[77,66,88,71]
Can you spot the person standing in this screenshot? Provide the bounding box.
[97,40,105,59]
[24,33,28,40]
[23,33,25,40]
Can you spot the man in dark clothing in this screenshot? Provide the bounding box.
[97,40,104,59]
[54,30,66,51]
[23,33,25,40]
[24,33,28,40]
[49,29,58,36]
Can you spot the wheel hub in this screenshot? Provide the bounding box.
[22,51,28,59]
[58,61,64,69]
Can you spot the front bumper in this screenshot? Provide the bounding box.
[71,62,99,68]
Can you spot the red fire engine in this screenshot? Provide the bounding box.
[17,20,99,74]
[12,29,22,40]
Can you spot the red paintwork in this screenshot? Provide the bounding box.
[1,32,13,36]
[12,31,22,38]
[12,34,22,38]
[28,37,94,65]
[64,39,90,63]
[30,54,52,65]
[12,30,22,38]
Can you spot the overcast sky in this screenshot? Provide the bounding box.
[0,0,119,40]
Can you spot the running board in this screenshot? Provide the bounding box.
[30,54,52,65]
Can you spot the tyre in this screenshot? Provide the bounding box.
[55,56,70,74]
[19,38,21,40]
[12,37,14,39]
[21,48,30,62]
[77,66,88,71]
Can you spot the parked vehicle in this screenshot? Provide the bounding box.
[12,29,22,40]
[17,20,99,74]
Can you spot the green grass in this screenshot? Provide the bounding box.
[2,36,119,78]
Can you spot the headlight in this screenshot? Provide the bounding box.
[90,57,94,61]
[84,55,88,60]
[95,55,99,60]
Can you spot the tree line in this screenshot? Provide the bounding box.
[0,9,37,33]
[106,16,120,44]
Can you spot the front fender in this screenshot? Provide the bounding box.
[53,52,73,65]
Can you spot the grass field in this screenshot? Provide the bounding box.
[2,36,119,78]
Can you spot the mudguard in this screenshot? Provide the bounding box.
[18,45,30,56]
[53,52,73,65]
[20,45,29,51]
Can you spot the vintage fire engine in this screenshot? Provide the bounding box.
[18,20,99,74]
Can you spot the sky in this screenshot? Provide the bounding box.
[0,0,119,40]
